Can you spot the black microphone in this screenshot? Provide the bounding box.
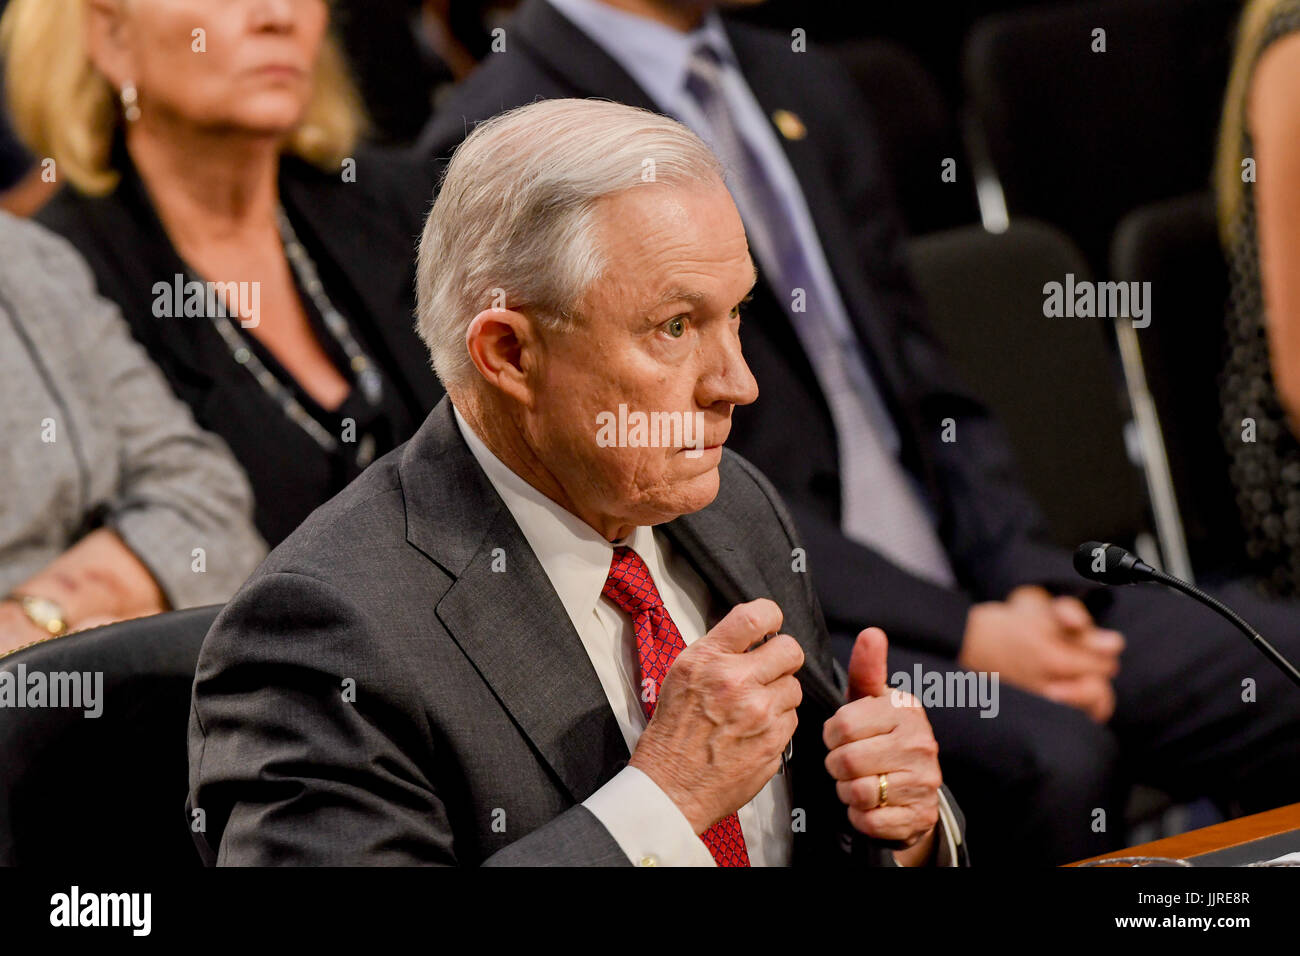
[1074,541,1300,689]
[1073,541,1157,585]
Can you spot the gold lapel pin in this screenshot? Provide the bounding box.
[772,109,807,141]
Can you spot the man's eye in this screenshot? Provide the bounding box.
[665,316,687,338]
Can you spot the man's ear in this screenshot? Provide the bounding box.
[85,0,134,90]
[465,308,539,407]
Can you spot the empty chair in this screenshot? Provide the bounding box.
[0,606,220,867]
[1111,191,1245,576]
[963,0,1239,269]
[906,219,1148,549]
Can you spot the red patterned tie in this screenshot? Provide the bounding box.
[602,545,751,867]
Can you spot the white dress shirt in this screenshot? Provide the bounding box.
[453,406,794,866]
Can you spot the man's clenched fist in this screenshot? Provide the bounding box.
[629,598,803,834]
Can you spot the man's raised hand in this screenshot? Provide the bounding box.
[824,627,942,860]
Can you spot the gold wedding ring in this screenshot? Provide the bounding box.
[878,773,888,808]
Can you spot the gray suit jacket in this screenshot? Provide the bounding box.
[188,398,967,865]
[0,212,265,609]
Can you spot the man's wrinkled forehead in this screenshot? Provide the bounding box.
[588,179,754,311]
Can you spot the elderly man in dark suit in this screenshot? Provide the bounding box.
[187,98,967,866]
[417,0,1300,866]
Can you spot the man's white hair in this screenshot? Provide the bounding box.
[415,98,725,388]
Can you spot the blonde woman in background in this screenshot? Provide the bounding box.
[1,0,443,547]
[1218,0,1300,595]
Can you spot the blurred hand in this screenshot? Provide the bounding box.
[0,600,51,658]
[824,627,941,864]
[958,585,1124,722]
[628,598,804,834]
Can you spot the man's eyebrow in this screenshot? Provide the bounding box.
[642,266,760,315]
[650,287,707,309]
[638,288,706,321]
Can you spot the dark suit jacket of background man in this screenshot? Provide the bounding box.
[187,398,968,865]
[418,0,1087,663]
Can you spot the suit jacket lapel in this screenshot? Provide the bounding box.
[512,0,662,111]
[663,498,844,714]
[401,401,628,804]
[435,508,636,802]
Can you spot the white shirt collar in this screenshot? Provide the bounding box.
[452,403,669,635]
[544,0,737,113]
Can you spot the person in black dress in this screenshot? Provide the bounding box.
[3,0,443,545]
[1218,0,1300,596]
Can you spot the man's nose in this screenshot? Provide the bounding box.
[700,330,759,408]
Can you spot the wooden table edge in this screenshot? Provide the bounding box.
[1067,802,1300,866]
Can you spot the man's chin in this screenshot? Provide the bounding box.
[667,463,722,515]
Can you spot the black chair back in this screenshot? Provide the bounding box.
[906,219,1148,548]
[0,606,221,866]
[1111,192,1245,574]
